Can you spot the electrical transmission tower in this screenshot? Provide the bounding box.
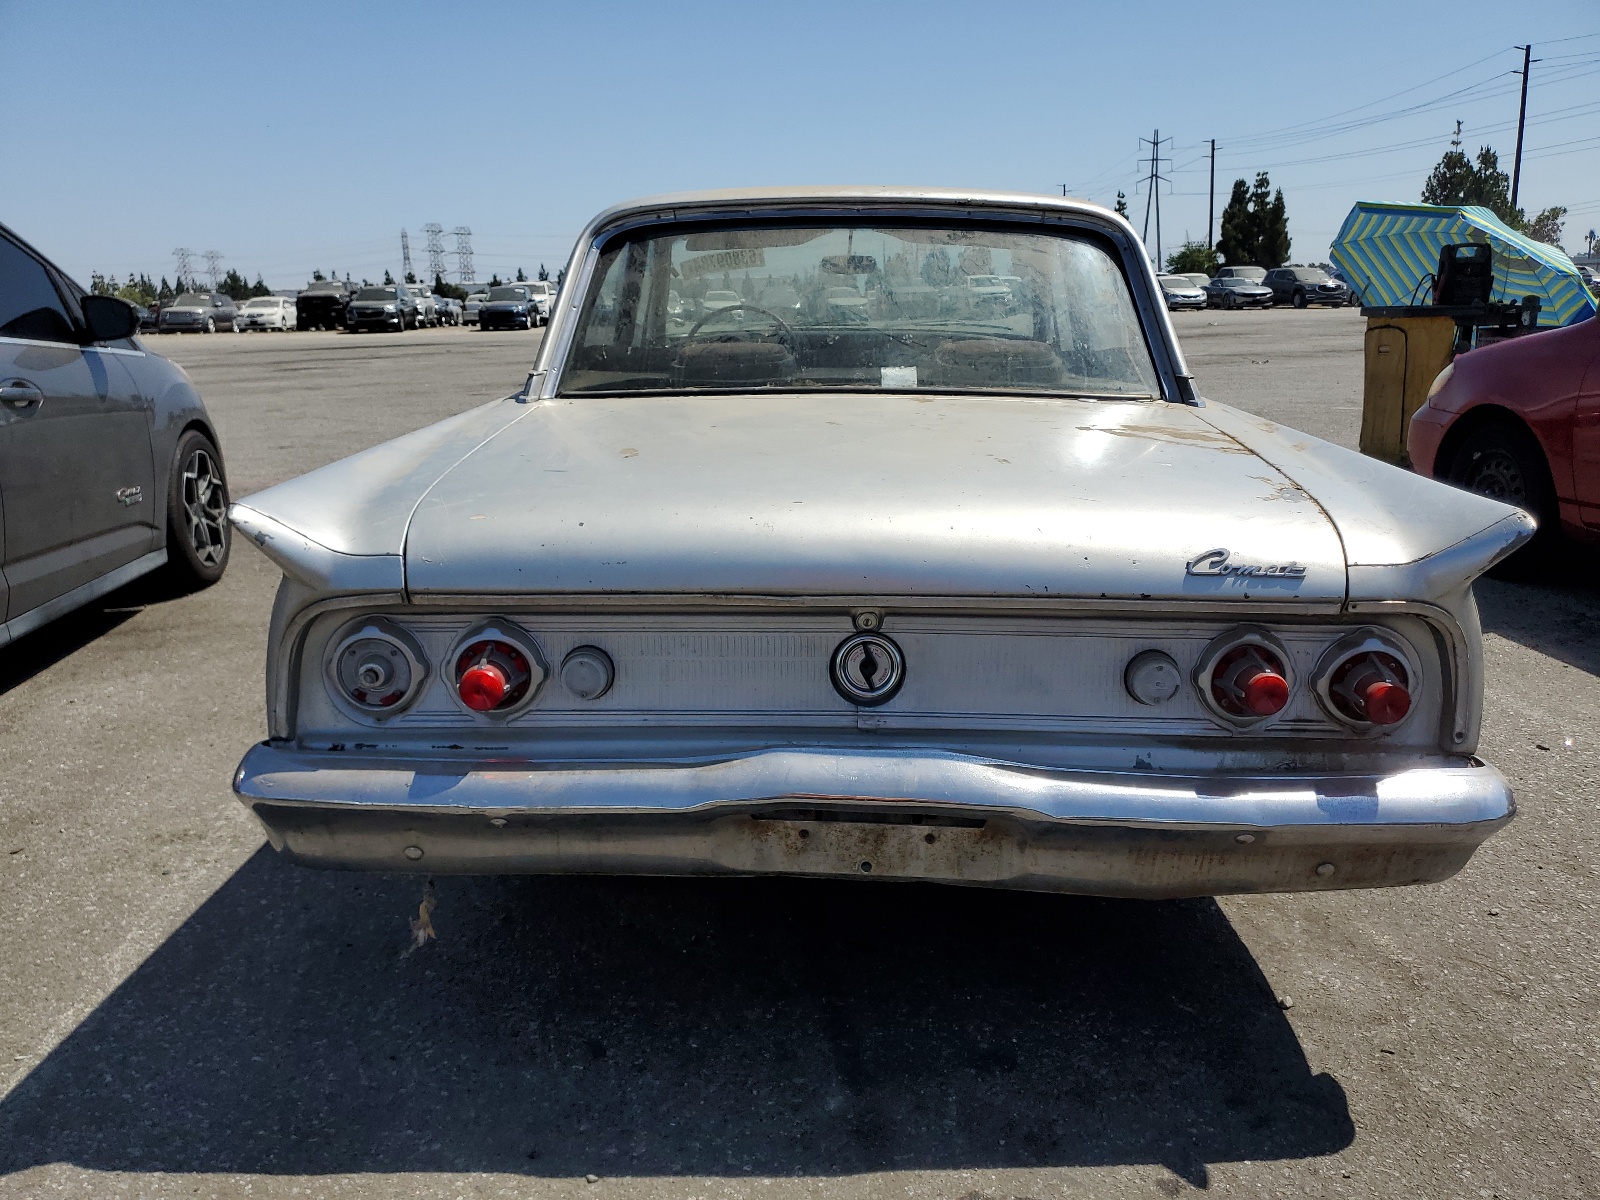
[423,224,448,283]
[203,251,224,290]
[400,229,414,281]
[172,248,194,288]
[1137,129,1172,268]
[452,227,474,284]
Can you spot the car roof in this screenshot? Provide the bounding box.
[578,186,1123,241]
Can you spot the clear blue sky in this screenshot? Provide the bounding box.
[4,1,1596,289]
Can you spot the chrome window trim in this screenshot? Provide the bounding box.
[536,202,1192,405]
[0,335,145,357]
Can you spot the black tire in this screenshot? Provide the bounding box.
[157,429,230,592]
[1447,418,1558,577]
[1292,290,1307,308]
[203,316,216,334]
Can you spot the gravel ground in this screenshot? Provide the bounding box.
[0,312,1595,1199]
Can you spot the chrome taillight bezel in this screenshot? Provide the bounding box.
[1193,625,1296,729]
[1313,627,1422,734]
[324,617,429,721]
[442,621,549,719]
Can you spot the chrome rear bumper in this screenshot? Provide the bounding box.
[233,743,1514,898]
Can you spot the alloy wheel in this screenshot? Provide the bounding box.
[181,448,229,567]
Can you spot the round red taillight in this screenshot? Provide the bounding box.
[1328,650,1411,726]
[454,639,532,713]
[458,662,508,711]
[1210,644,1291,718]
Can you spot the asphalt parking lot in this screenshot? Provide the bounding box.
[1,310,1596,1199]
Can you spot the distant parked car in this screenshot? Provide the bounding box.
[1157,274,1207,311]
[0,221,231,641]
[409,286,439,327]
[463,292,488,325]
[157,291,238,333]
[480,283,540,330]
[525,280,558,325]
[1213,266,1268,283]
[435,297,463,326]
[1204,276,1274,309]
[700,289,743,316]
[345,285,418,332]
[1264,267,1350,309]
[237,295,297,331]
[297,280,357,330]
[134,303,157,331]
[1176,273,1211,289]
[1329,268,1363,308]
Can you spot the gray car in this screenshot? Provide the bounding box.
[1157,274,1208,311]
[1204,276,1275,309]
[1264,267,1350,308]
[230,186,1525,899]
[157,290,238,333]
[0,223,230,644]
[345,285,418,332]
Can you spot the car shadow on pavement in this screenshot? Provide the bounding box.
[0,850,1352,1187]
[1476,548,1600,678]
[0,595,142,698]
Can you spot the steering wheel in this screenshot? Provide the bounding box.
[683,303,794,341]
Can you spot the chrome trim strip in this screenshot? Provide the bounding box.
[0,335,144,357]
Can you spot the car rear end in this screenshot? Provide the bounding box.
[234,591,1512,897]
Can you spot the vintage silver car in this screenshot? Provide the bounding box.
[230,187,1529,898]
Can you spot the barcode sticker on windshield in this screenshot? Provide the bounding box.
[881,366,918,388]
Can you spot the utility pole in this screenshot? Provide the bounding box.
[452,228,475,284]
[400,229,414,282]
[203,250,223,290]
[1138,129,1171,266]
[1511,44,1536,211]
[1207,139,1217,250]
[172,248,193,289]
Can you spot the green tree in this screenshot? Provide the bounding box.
[1526,205,1567,249]
[537,263,550,281]
[1217,179,1254,265]
[1260,187,1291,268]
[1114,190,1128,218]
[249,274,272,298]
[404,270,417,284]
[1166,240,1220,276]
[488,273,503,287]
[157,276,175,302]
[218,268,252,301]
[1421,144,1516,224]
[312,269,326,281]
[1217,173,1290,267]
[515,267,527,282]
[432,272,468,301]
[383,270,395,285]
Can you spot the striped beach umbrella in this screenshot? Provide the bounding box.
[1330,201,1596,328]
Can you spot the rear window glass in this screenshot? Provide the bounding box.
[558,221,1160,399]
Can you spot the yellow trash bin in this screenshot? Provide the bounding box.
[1359,315,1457,466]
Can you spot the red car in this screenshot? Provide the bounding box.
[1408,316,1600,557]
